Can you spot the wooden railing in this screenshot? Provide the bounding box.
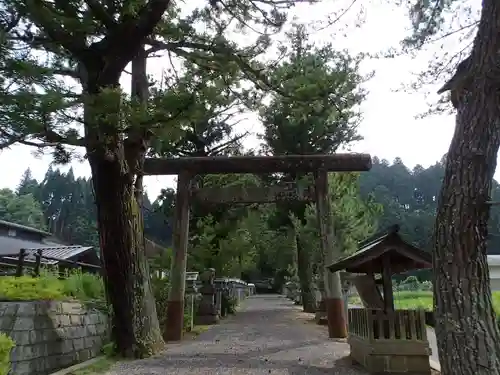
[348,308,427,341]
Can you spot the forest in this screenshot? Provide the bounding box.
[4,155,500,286]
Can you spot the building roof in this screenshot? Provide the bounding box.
[1,245,94,265]
[327,225,432,275]
[0,220,52,237]
[0,220,95,266]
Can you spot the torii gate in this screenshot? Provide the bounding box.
[143,153,372,341]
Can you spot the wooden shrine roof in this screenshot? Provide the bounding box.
[143,153,372,175]
[327,225,432,275]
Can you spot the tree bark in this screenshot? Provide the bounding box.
[90,157,164,358]
[85,67,163,358]
[434,1,500,370]
[296,234,316,313]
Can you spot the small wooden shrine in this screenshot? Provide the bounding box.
[327,225,433,375]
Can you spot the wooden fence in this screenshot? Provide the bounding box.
[0,249,101,277]
[348,308,427,341]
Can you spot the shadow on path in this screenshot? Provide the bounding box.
[107,295,368,375]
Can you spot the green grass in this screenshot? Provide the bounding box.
[65,358,116,375]
[349,290,500,314]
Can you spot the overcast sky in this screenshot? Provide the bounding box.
[0,1,476,200]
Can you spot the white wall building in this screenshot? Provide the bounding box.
[488,255,500,291]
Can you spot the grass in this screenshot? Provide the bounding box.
[349,290,500,314]
[191,325,211,335]
[65,357,116,375]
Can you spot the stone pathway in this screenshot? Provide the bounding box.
[106,295,368,375]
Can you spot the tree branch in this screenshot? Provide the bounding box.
[95,0,173,75]
[83,0,117,28]
[26,0,91,62]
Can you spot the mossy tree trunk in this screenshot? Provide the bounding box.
[84,51,163,358]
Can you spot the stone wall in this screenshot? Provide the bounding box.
[0,301,109,375]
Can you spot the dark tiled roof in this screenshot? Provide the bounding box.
[327,225,432,275]
[0,220,51,237]
[0,233,93,265]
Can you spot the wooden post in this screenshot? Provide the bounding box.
[16,249,26,277]
[314,169,347,338]
[381,253,394,312]
[33,249,43,277]
[164,171,191,341]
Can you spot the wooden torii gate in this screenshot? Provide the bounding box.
[143,153,372,341]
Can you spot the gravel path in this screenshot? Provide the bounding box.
[106,294,368,375]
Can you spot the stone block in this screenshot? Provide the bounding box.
[35,300,58,315]
[11,360,32,375]
[73,338,85,351]
[54,327,66,340]
[78,349,92,362]
[46,342,63,356]
[33,315,52,330]
[87,324,97,335]
[12,345,40,361]
[1,302,20,317]
[9,331,30,346]
[70,314,83,325]
[0,315,16,331]
[56,314,71,327]
[17,302,37,317]
[13,317,35,331]
[60,326,74,339]
[96,324,107,335]
[29,328,46,344]
[61,302,84,315]
[42,329,59,342]
[59,355,74,369]
[32,357,50,374]
[86,313,101,325]
[61,340,74,354]
[84,336,96,349]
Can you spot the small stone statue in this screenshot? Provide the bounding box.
[195,268,219,325]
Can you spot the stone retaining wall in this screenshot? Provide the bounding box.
[0,301,109,375]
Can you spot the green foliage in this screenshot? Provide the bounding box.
[151,276,170,332]
[101,343,115,357]
[261,24,367,157]
[398,276,420,291]
[150,275,197,333]
[0,271,105,303]
[0,188,46,231]
[0,275,65,301]
[0,333,14,375]
[183,309,193,333]
[61,269,106,302]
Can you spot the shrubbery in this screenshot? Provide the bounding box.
[150,276,194,334]
[0,333,14,375]
[0,269,105,303]
[396,276,421,292]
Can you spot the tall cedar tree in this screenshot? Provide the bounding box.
[260,24,366,312]
[0,0,317,357]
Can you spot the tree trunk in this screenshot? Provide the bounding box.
[296,234,316,313]
[90,156,164,358]
[85,68,163,358]
[433,17,500,371]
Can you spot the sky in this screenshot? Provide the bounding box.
[0,1,471,200]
